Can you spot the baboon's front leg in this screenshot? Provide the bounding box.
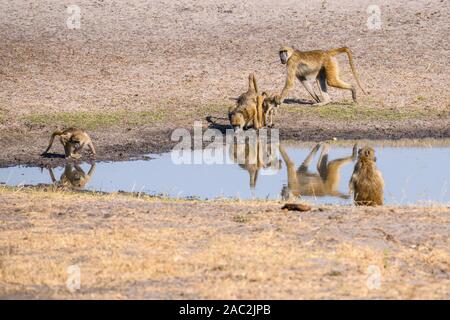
[64,143,73,158]
[301,80,321,104]
[73,142,85,158]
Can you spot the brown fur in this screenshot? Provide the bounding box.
[279,143,357,200]
[229,137,282,188]
[349,147,384,206]
[276,46,366,105]
[229,74,265,131]
[48,163,96,189]
[41,128,96,159]
[260,91,279,127]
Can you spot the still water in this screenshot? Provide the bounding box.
[0,142,449,205]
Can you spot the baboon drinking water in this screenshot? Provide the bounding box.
[279,143,357,200]
[228,74,280,131]
[41,128,96,159]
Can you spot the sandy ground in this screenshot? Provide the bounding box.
[0,188,449,299]
[0,0,449,166]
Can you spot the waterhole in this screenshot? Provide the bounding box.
[1,142,449,205]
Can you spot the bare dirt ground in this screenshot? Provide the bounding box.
[0,188,448,299]
[0,0,449,167]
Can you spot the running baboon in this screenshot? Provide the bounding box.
[279,143,358,200]
[229,73,264,131]
[275,46,366,105]
[349,147,384,206]
[229,136,282,188]
[41,128,96,159]
[48,163,96,189]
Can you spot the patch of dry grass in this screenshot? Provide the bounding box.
[0,188,448,299]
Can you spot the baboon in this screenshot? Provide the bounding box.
[279,143,358,200]
[349,147,384,206]
[48,163,96,189]
[41,128,96,159]
[229,73,264,131]
[229,136,282,188]
[275,46,366,105]
[229,73,281,131]
[260,91,279,128]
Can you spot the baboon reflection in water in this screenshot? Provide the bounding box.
[279,143,357,200]
[229,137,282,188]
[48,163,96,189]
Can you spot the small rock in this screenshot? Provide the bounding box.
[281,203,312,212]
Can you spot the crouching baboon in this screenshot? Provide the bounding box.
[41,128,96,159]
[275,46,366,105]
[349,147,384,206]
[228,73,264,131]
[279,143,358,200]
[229,74,279,131]
[47,163,96,190]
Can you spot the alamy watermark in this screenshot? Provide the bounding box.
[66,5,81,30]
[170,121,280,171]
[367,5,382,30]
[366,265,382,290]
[66,264,81,293]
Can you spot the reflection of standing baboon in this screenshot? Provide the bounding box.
[48,163,96,189]
[279,143,357,200]
[229,137,282,188]
[349,147,384,206]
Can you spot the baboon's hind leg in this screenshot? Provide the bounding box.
[315,68,331,106]
[325,58,357,102]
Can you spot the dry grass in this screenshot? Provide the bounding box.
[0,187,448,299]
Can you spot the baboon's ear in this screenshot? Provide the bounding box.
[358,148,362,155]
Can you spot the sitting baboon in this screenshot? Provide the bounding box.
[41,128,96,159]
[349,147,384,206]
[229,136,282,188]
[48,163,96,189]
[279,143,357,200]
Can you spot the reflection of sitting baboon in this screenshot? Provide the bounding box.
[48,163,96,189]
[279,143,357,200]
[229,137,282,188]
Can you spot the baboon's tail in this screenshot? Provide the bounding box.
[248,73,259,94]
[327,47,366,94]
[41,130,63,155]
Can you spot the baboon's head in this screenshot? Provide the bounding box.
[279,46,293,64]
[358,147,376,162]
[261,92,279,109]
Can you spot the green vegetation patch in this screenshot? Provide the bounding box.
[285,103,432,121]
[23,109,166,130]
